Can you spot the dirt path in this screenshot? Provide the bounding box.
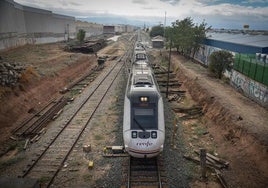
[170,52,268,187]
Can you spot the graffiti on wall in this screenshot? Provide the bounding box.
[194,45,221,65]
[231,70,268,107]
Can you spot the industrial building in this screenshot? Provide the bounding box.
[76,21,103,37]
[194,30,268,108]
[0,0,137,51]
[152,36,164,48]
[0,0,76,50]
[103,25,116,35]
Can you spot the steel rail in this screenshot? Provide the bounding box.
[12,97,57,135]
[126,156,163,188]
[47,59,124,187]
[21,57,124,188]
[157,157,163,188]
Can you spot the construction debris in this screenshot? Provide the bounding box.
[64,39,106,53]
[83,144,91,153]
[184,150,230,188]
[173,105,203,120]
[52,109,63,120]
[159,82,182,87]
[88,161,94,169]
[0,60,25,87]
[215,169,229,188]
[200,148,207,180]
[184,150,229,170]
[102,146,128,157]
[168,94,185,102]
[173,106,202,114]
[194,150,229,168]
[23,139,30,150]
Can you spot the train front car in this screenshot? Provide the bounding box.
[123,73,165,158]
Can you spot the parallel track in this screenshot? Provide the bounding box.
[12,97,68,138]
[21,56,125,187]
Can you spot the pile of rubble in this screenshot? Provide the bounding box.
[65,39,106,53]
[0,58,24,87]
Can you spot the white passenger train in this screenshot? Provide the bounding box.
[123,42,165,158]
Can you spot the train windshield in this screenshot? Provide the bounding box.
[131,104,157,130]
[136,53,147,60]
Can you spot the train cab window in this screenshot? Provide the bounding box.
[131,104,157,130]
[136,53,146,60]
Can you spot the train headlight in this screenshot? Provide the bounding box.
[132,131,138,138]
[151,131,157,139]
[140,96,148,102]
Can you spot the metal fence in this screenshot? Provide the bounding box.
[234,53,268,87]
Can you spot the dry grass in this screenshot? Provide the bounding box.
[19,66,40,84]
[0,86,12,100]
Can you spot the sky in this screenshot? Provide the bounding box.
[14,0,268,30]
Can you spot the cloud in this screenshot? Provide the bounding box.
[13,0,268,29]
[159,0,180,5]
[132,0,148,4]
[243,0,268,3]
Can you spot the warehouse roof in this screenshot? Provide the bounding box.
[203,31,268,53]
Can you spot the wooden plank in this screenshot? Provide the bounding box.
[207,153,229,167]
[183,155,222,170]
[194,150,229,167]
[102,153,129,157]
[23,139,30,150]
[215,169,229,188]
[200,149,207,180]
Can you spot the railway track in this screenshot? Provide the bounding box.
[20,56,126,187]
[122,156,167,188]
[12,97,68,139]
[12,58,119,144]
[12,58,112,140]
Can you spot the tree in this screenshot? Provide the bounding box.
[150,25,164,37]
[173,17,194,55]
[208,50,233,79]
[191,21,210,59]
[77,29,86,43]
[164,17,209,57]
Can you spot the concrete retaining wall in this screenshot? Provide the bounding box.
[0,0,76,50]
[194,44,268,109]
[231,70,268,108]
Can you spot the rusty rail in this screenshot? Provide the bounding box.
[12,97,67,138]
[21,55,126,188]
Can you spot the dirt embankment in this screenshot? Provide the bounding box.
[0,43,97,144]
[171,53,268,187]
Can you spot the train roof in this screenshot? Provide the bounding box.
[133,74,153,86]
[132,62,152,75]
[130,73,158,91]
[128,73,160,101]
[127,69,161,99]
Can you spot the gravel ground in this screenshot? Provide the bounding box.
[0,34,196,187]
[51,50,196,187]
[50,53,196,188]
[61,60,195,188]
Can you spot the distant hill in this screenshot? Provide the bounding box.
[77,16,157,27]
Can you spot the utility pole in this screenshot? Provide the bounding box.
[67,24,69,41]
[166,37,172,98]
[164,11,166,39]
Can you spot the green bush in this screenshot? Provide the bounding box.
[208,50,233,79]
[77,29,86,43]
